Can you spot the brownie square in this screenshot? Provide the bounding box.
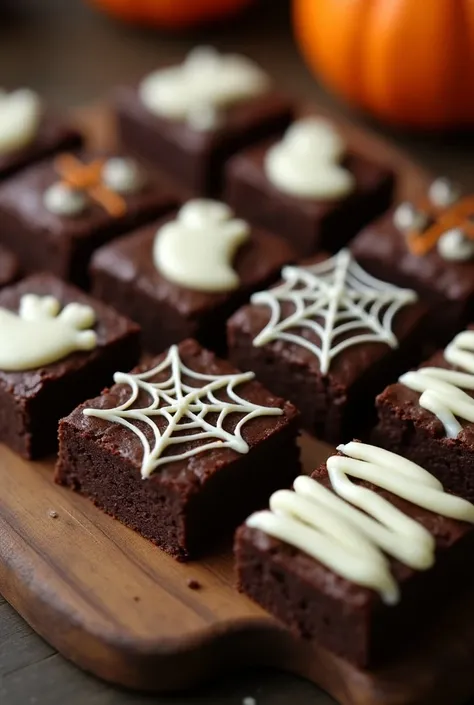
[55,338,300,561]
[0,244,20,288]
[351,185,474,341]
[374,326,474,502]
[114,56,294,196]
[227,250,428,445]
[224,126,394,256]
[0,274,140,459]
[0,151,179,287]
[91,203,296,355]
[0,100,82,180]
[236,442,474,667]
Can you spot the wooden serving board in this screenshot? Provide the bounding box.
[3,106,473,705]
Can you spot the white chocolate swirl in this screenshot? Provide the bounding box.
[247,442,474,604]
[400,330,474,438]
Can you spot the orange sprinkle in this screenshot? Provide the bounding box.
[406,195,474,256]
[53,153,127,217]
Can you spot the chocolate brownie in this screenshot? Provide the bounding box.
[114,48,294,196]
[0,152,179,288]
[55,339,300,561]
[236,441,474,667]
[0,99,82,180]
[0,244,20,288]
[91,200,296,355]
[351,180,474,340]
[227,249,428,445]
[374,326,474,502]
[225,119,394,256]
[0,273,140,459]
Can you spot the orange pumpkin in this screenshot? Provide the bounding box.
[88,0,254,29]
[293,0,474,129]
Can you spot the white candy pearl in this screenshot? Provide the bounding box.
[101,158,144,194]
[43,182,87,217]
[393,202,427,232]
[429,177,460,208]
[437,228,474,262]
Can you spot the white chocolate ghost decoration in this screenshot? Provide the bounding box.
[154,200,250,292]
[0,88,42,155]
[0,295,97,371]
[139,46,270,131]
[264,117,355,200]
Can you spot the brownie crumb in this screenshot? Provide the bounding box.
[48,510,58,519]
[186,579,202,591]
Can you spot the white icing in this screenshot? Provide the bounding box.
[0,88,42,155]
[83,343,283,478]
[101,157,144,194]
[400,330,474,438]
[0,295,97,371]
[429,177,460,208]
[138,46,270,130]
[264,118,355,200]
[251,249,417,375]
[43,182,88,217]
[393,202,427,232]
[247,441,474,604]
[437,227,474,261]
[154,199,249,292]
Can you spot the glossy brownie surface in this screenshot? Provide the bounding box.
[92,215,296,318]
[351,209,474,303]
[225,138,394,255]
[115,84,294,194]
[0,152,179,284]
[0,111,82,179]
[236,465,474,666]
[0,273,140,458]
[0,244,20,288]
[56,339,300,560]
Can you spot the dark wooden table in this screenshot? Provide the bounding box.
[0,1,473,704]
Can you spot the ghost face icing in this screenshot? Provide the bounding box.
[264,117,355,200]
[153,199,250,292]
[138,46,270,131]
[0,294,97,371]
[0,88,42,155]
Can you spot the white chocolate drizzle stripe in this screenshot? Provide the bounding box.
[400,330,474,438]
[83,344,283,478]
[251,250,417,375]
[247,442,474,604]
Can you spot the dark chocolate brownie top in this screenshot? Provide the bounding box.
[377,325,474,445]
[114,84,293,154]
[0,273,139,399]
[0,244,20,288]
[0,150,178,240]
[240,461,473,609]
[91,213,296,318]
[62,338,299,487]
[226,136,392,214]
[228,251,427,388]
[0,111,81,178]
[351,209,474,303]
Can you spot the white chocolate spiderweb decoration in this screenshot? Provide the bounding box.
[251,249,417,374]
[84,345,283,478]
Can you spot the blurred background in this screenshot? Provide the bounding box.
[1,0,473,187]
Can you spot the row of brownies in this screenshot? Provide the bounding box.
[0,48,474,673]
